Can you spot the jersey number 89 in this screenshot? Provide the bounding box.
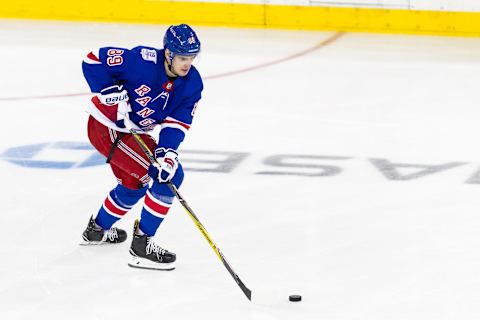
[107,49,124,66]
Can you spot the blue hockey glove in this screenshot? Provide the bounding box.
[98,85,129,106]
[148,148,179,183]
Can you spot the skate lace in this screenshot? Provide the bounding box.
[102,228,119,242]
[146,238,166,257]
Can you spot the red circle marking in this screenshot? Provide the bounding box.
[0,32,344,102]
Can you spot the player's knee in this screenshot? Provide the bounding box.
[113,183,148,207]
[151,164,184,197]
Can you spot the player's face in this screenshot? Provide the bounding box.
[171,55,196,77]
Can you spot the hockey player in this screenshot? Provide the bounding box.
[81,24,203,270]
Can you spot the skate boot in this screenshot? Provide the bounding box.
[128,219,176,270]
[81,215,127,244]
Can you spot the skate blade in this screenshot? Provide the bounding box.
[80,236,124,246]
[79,239,118,246]
[128,256,176,271]
[79,241,108,246]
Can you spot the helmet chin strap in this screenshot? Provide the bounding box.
[166,52,179,77]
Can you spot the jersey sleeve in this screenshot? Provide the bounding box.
[82,47,133,93]
[157,79,203,150]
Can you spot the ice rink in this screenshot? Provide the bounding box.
[1,19,480,319]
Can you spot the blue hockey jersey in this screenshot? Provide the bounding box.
[82,46,203,150]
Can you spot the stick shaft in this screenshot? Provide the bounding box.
[127,126,252,301]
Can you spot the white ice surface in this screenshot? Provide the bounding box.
[1,20,480,320]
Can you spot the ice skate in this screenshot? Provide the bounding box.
[128,219,176,270]
[81,215,127,245]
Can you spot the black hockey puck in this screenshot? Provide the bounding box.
[289,295,302,302]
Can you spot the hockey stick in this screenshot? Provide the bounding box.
[124,120,252,301]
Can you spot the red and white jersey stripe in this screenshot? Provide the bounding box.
[84,50,101,65]
[161,116,190,134]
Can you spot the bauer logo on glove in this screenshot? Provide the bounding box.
[99,85,130,106]
[148,148,179,183]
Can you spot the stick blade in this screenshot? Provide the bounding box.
[241,283,252,301]
[219,251,252,301]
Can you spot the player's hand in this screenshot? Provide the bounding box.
[98,85,129,106]
[149,148,179,183]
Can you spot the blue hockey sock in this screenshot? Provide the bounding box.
[139,189,174,236]
[139,164,183,236]
[95,184,147,230]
